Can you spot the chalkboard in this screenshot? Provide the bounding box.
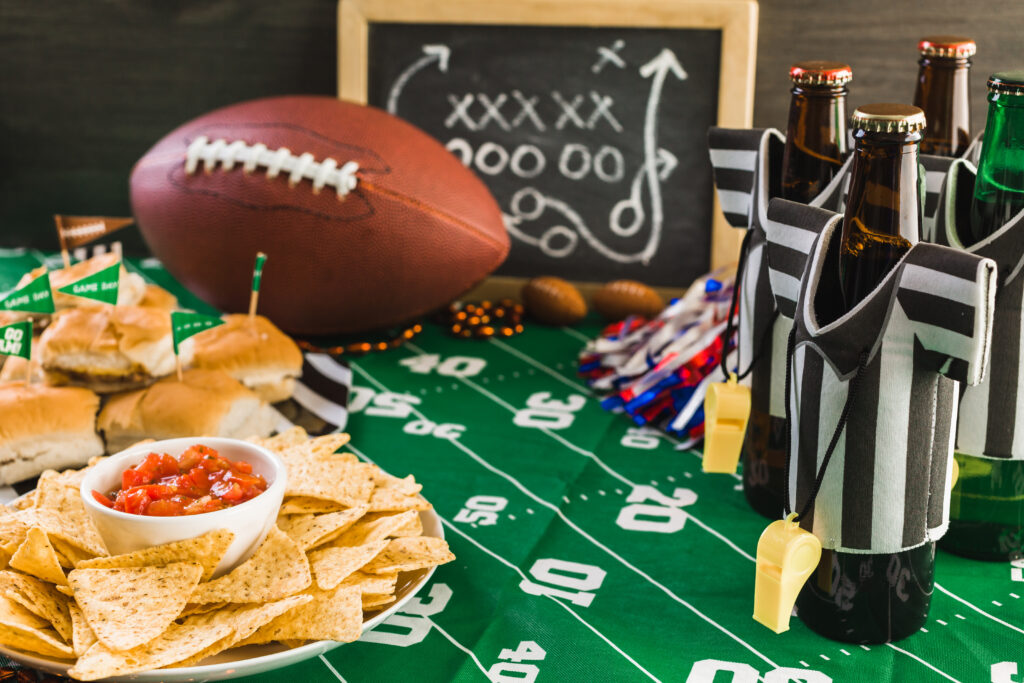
[339,0,758,293]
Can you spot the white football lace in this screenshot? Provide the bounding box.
[184,136,360,198]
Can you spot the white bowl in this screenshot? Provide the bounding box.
[80,437,287,577]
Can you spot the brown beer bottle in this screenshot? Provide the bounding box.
[799,104,929,643]
[837,104,923,312]
[741,62,853,520]
[781,61,852,203]
[913,36,975,157]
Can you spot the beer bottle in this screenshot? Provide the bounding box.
[913,36,975,157]
[967,72,1024,244]
[836,104,922,313]
[798,104,929,643]
[781,61,852,203]
[740,62,853,520]
[944,72,1024,561]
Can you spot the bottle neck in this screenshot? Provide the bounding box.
[969,93,1024,243]
[844,130,923,244]
[780,84,849,203]
[913,56,971,157]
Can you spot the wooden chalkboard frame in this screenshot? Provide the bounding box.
[338,0,758,299]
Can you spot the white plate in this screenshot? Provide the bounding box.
[0,507,443,681]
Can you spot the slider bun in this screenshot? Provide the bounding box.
[38,306,192,392]
[17,252,146,310]
[0,339,44,384]
[98,368,278,453]
[138,283,178,311]
[192,314,302,402]
[0,383,104,484]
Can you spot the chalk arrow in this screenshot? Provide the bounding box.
[639,48,687,81]
[656,148,678,180]
[387,44,451,115]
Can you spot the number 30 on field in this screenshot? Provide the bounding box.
[514,392,587,430]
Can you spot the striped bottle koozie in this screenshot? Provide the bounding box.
[763,198,997,553]
[933,159,1024,460]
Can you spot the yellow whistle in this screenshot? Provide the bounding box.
[950,458,959,489]
[702,372,751,473]
[753,513,822,634]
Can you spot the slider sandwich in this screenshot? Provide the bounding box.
[98,368,278,453]
[38,305,191,393]
[191,314,302,402]
[138,283,178,311]
[0,383,104,484]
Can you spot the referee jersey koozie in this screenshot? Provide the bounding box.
[763,197,997,553]
[932,158,1024,557]
[708,127,849,516]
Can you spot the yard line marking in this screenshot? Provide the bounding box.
[424,616,491,679]
[430,512,661,682]
[487,336,743,481]
[885,643,962,683]
[407,343,756,563]
[319,654,347,682]
[992,601,1003,607]
[350,360,780,670]
[489,337,596,396]
[935,583,1024,635]
[562,326,593,343]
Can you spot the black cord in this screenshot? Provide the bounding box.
[719,229,781,382]
[784,339,870,522]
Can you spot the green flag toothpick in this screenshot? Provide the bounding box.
[171,311,224,355]
[0,272,55,314]
[249,252,267,318]
[0,320,33,360]
[56,261,120,305]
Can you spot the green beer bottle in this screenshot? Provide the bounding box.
[943,72,1024,561]
[967,72,1024,243]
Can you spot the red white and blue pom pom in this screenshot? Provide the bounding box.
[578,268,737,449]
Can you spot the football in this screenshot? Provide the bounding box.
[130,96,509,335]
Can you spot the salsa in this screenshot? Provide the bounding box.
[92,444,268,516]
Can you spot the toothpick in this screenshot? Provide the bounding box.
[249,252,267,320]
[24,318,33,386]
[176,354,183,382]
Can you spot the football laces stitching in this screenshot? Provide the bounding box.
[184,136,360,198]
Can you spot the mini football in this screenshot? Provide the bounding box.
[130,96,509,335]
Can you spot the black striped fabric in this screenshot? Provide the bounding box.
[277,352,352,436]
[933,159,1024,461]
[764,198,997,553]
[708,127,850,421]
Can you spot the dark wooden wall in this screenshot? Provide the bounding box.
[2,0,1021,249]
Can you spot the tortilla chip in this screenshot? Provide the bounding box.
[10,492,35,510]
[278,433,351,465]
[190,527,310,604]
[338,571,398,595]
[331,510,421,548]
[278,506,368,550]
[367,488,431,513]
[309,540,388,591]
[279,497,346,515]
[279,638,307,649]
[361,537,455,575]
[370,470,422,496]
[0,570,72,641]
[69,562,203,651]
[10,527,68,585]
[286,461,374,508]
[171,595,312,667]
[24,477,107,557]
[77,529,233,582]
[0,620,73,659]
[68,618,233,680]
[178,602,227,618]
[55,584,73,597]
[51,538,96,568]
[237,585,361,645]
[0,593,50,631]
[68,603,98,657]
[0,515,29,555]
[248,427,309,452]
[362,593,395,610]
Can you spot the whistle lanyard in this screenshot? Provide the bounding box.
[719,228,781,381]
[782,326,870,522]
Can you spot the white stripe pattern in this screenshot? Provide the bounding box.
[708,148,757,171]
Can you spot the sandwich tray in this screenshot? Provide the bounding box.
[0,501,443,681]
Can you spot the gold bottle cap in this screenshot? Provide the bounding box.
[789,61,853,86]
[918,36,977,58]
[988,72,1024,96]
[852,104,926,133]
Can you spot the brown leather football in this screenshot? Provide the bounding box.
[130,96,509,335]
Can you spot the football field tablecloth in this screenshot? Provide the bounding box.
[0,249,1022,682]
